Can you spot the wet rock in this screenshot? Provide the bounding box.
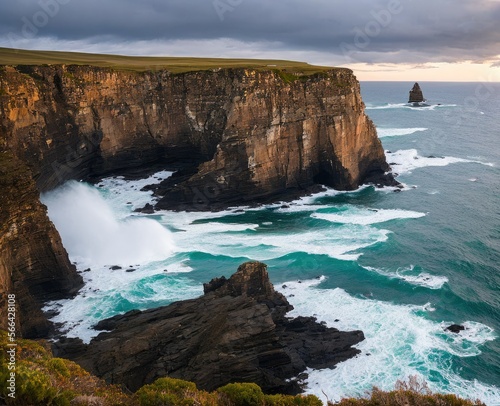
[134,203,155,214]
[446,324,466,333]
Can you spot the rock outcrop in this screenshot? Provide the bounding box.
[57,262,364,394]
[0,151,82,338]
[408,82,425,103]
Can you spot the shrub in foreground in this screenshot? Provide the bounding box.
[333,376,485,406]
[0,330,487,406]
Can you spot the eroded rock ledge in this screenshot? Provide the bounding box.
[56,262,364,394]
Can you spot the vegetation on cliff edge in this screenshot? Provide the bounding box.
[0,47,334,76]
[0,330,486,406]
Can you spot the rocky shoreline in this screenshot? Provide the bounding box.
[0,62,387,394]
[53,262,364,394]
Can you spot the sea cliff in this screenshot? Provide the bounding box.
[0,58,394,338]
[0,64,394,205]
[0,151,82,338]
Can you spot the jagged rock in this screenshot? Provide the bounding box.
[409,82,425,103]
[59,262,364,394]
[446,324,465,333]
[134,203,155,214]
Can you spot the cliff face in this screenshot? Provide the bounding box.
[0,151,82,338]
[56,262,364,394]
[155,70,393,209]
[0,64,393,208]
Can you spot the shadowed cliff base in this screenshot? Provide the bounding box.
[53,262,364,395]
[0,152,83,339]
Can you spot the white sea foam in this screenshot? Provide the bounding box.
[377,127,428,138]
[278,278,499,405]
[165,216,391,261]
[366,103,457,111]
[165,260,194,273]
[386,149,494,174]
[312,207,425,225]
[97,170,173,213]
[44,262,202,343]
[364,265,448,290]
[259,184,372,209]
[42,181,176,267]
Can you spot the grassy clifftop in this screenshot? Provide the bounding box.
[0,47,333,75]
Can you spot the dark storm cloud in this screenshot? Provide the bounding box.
[1,0,499,64]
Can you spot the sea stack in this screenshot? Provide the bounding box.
[408,82,425,103]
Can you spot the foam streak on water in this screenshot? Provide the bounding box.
[363,265,448,290]
[386,149,495,174]
[377,127,428,137]
[311,207,426,225]
[366,103,457,110]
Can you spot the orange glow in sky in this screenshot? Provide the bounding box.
[343,61,500,82]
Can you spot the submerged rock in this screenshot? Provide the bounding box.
[446,324,466,333]
[58,262,364,394]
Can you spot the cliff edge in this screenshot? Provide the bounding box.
[0,151,82,338]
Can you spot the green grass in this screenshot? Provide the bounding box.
[0,47,334,75]
[0,331,485,406]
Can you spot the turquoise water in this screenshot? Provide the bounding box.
[42,82,500,404]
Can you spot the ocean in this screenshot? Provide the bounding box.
[41,81,500,405]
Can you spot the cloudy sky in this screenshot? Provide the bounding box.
[1,0,500,81]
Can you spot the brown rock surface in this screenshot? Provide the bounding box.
[1,65,395,205]
[408,82,425,103]
[0,152,82,338]
[58,262,364,394]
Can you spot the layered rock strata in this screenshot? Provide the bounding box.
[0,151,82,338]
[57,262,363,394]
[1,65,395,209]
